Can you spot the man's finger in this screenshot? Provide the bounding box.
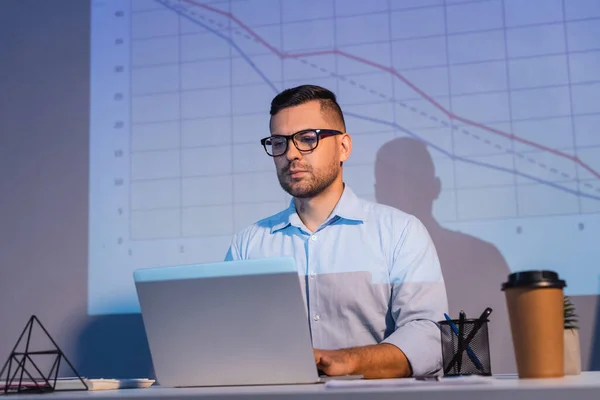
[319,355,332,368]
[313,349,322,364]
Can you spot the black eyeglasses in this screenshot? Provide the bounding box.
[260,129,344,157]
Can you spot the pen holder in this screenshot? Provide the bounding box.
[439,318,492,376]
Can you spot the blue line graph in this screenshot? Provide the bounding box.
[158,1,279,93]
[156,0,600,202]
[346,112,600,201]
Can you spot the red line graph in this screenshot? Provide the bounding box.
[182,0,600,180]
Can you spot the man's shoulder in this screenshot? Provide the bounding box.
[232,208,289,239]
[355,197,433,245]
[358,196,416,226]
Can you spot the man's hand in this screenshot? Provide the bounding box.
[314,344,412,379]
[313,348,358,376]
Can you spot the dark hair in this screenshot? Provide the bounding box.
[269,85,346,130]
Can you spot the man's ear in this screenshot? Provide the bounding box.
[339,133,352,164]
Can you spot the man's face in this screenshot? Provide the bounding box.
[269,100,347,198]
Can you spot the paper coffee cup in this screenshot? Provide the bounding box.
[501,270,566,378]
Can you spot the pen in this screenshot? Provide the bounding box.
[443,313,484,372]
[457,310,465,374]
[466,308,493,346]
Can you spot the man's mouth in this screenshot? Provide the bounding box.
[289,170,308,177]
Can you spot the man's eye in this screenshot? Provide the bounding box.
[298,135,317,144]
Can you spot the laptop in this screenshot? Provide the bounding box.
[134,257,359,387]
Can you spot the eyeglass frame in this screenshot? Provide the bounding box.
[260,128,344,157]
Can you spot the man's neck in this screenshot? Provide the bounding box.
[294,182,345,233]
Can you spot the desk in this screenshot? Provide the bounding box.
[8,372,600,400]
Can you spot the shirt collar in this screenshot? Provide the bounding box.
[270,184,366,233]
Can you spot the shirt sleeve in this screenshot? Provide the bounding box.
[381,215,449,376]
[224,234,242,261]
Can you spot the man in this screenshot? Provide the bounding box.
[224,85,448,379]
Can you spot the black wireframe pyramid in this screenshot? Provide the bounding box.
[0,315,88,394]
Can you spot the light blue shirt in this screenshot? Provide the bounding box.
[224,184,448,376]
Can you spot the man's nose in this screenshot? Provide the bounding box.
[285,139,301,160]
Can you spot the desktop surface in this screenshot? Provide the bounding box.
[6,372,600,400]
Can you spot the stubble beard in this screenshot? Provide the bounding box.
[277,161,340,199]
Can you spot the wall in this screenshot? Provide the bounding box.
[0,0,598,379]
[0,0,153,379]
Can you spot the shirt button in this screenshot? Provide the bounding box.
[313,313,320,321]
[311,235,317,241]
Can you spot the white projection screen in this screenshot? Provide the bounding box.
[89,0,600,315]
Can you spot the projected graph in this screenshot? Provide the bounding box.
[89,0,600,314]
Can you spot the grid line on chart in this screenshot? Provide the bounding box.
[129,2,133,242]
[127,137,600,156]
[126,194,600,242]
[178,6,184,236]
[126,165,600,183]
[562,0,583,213]
[129,178,600,212]
[134,0,507,16]
[126,205,600,244]
[130,9,600,41]
[229,0,235,237]
[386,0,398,141]
[130,48,600,72]
[128,197,598,212]
[500,0,520,217]
[278,0,284,89]
[128,111,600,128]
[130,232,233,242]
[442,0,460,220]
[130,76,600,100]
[127,171,600,212]
[333,0,339,109]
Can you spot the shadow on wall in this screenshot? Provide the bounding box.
[74,314,155,379]
[374,137,515,373]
